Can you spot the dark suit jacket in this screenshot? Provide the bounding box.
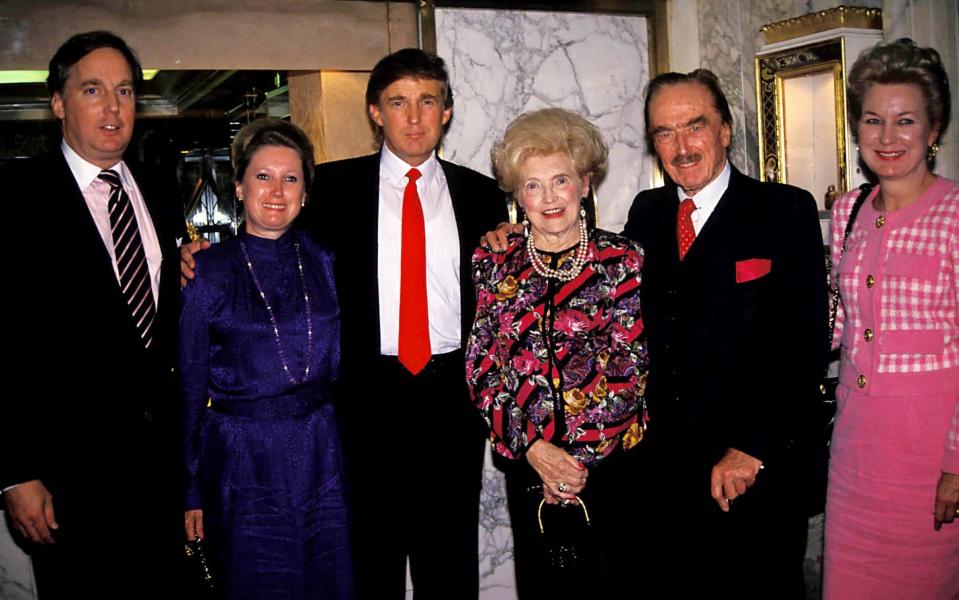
[3,150,184,518]
[301,152,508,385]
[623,166,828,474]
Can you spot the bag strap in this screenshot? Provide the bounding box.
[537,496,591,534]
[827,182,874,348]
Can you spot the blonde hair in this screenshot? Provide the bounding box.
[491,108,607,194]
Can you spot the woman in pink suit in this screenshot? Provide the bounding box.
[824,38,959,599]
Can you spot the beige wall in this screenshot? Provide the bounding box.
[0,0,406,161]
[0,0,417,70]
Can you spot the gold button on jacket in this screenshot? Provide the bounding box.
[864,329,874,342]
[857,374,867,389]
[866,275,875,288]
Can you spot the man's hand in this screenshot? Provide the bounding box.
[180,239,211,287]
[481,222,524,253]
[526,440,588,504]
[710,448,763,512]
[4,480,57,544]
[184,509,204,540]
[934,471,959,531]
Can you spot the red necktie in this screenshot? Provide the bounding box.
[677,197,697,260]
[398,168,431,374]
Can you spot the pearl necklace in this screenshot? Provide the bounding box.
[527,218,590,281]
[240,237,313,385]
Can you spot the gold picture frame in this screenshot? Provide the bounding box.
[756,39,849,206]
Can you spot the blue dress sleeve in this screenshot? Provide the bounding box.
[179,256,215,511]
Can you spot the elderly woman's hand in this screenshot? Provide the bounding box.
[526,439,587,504]
[480,222,524,252]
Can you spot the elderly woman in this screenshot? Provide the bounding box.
[824,39,958,598]
[180,118,351,599]
[466,108,647,597]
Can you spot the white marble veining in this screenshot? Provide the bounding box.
[437,8,653,234]
[0,515,36,600]
[435,8,651,599]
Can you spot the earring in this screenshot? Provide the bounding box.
[927,143,940,161]
[580,205,587,220]
[522,217,530,238]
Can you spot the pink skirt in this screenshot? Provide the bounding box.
[824,386,959,599]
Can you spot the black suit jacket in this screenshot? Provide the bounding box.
[623,166,828,472]
[3,150,184,502]
[301,152,508,384]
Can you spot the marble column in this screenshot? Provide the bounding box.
[0,513,36,600]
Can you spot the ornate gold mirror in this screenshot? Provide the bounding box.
[757,39,848,210]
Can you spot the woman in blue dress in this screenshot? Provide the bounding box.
[180,118,352,599]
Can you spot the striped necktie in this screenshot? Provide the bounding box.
[98,169,156,349]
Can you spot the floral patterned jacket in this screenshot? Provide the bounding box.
[465,229,648,467]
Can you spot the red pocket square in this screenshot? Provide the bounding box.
[735,258,771,283]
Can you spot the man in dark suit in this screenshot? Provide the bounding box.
[1,31,185,599]
[307,49,506,600]
[182,49,507,599]
[623,70,828,598]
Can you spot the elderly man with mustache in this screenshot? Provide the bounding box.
[622,69,828,599]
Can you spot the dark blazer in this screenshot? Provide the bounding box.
[3,149,185,537]
[301,152,508,383]
[623,166,828,472]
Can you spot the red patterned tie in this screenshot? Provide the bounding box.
[398,168,431,374]
[677,197,697,260]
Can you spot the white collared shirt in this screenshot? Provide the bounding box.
[676,160,732,234]
[62,140,163,306]
[377,144,462,355]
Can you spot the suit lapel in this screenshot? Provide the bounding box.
[50,151,124,295]
[681,167,742,265]
[358,154,383,341]
[439,158,474,340]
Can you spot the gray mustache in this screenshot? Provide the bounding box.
[672,153,703,167]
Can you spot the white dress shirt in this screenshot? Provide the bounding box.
[676,160,732,234]
[377,144,462,355]
[63,140,163,306]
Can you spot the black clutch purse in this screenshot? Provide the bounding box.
[536,496,607,576]
[184,535,216,595]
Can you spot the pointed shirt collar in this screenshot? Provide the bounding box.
[61,139,131,191]
[675,159,731,211]
[379,143,440,187]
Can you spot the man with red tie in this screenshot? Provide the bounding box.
[182,49,507,599]
[623,69,828,598]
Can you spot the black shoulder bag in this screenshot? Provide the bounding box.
[808,181,872,514]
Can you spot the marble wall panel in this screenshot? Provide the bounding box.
[437,8,653,233]
[0,516,36,600]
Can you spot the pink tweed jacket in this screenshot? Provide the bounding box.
[830,176,959,473]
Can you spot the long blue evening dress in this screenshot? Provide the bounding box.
[180,229,352,599]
